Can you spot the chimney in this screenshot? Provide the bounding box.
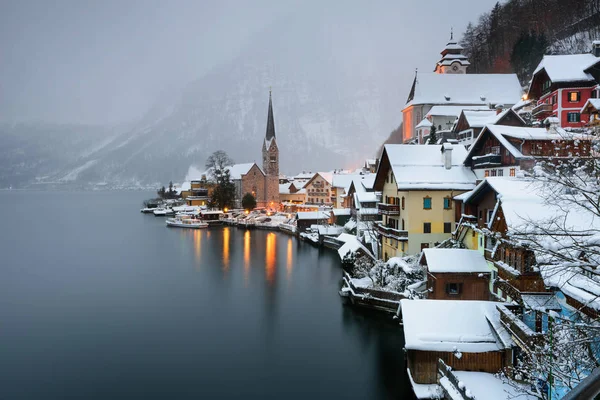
[593,40,600,57]
[441,143,453,170]
[495,104,504,115]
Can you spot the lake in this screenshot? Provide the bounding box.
[0,191,412,399]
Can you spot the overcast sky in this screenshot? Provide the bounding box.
[0,0,499,125]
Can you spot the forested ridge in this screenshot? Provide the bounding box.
[460,0,600,83]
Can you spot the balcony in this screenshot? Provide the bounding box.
[497,305,544,351]
[377,203,400,216]
[472,154,501,167]
[532,103,553,117]
[375,222,408,241]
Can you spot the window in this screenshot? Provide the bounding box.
[423,197,432,210]
[423,222,431,233]
[487,209,494,223]
[568,91,581,102]
[420,243,429,250]
[485,170,490,177]
[491,146,500,155]
[542,80,551,91]
[446,283,462,295]
[401,196,405,210]
[592,90,598,99]
[444,222,452,233]
[498,169,504,177]
[530,143,542,155]
[401,219,405,230]
[490,169,497,177]
[443,197,451,209]
[509,168,516,177]
[567,112,581,123]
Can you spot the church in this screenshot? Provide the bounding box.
[238,91,280,209]
[401,33,523,144]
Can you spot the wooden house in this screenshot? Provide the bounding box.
[295,211,331,234]
[453,108,525,147]
[401,299,514,390]
[420,248,491,301]
[463,124,592,180]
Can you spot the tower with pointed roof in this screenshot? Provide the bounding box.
[434,29,470,74]
[261,90,280,207]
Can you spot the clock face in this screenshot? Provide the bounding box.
[452,65,459,72]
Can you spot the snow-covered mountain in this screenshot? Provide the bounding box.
[1,15,403,188]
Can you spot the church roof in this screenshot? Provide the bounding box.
[404,73,523,108]
[265,91,276,141]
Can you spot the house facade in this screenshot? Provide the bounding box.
[528,45,600,128]
[374,144,476,259]
[463,124,592,180]
[454,108,526,147]
[303,172,334,205]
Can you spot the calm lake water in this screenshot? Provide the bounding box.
[0,191,412,399]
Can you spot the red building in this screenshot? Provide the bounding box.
[528,44,600,128]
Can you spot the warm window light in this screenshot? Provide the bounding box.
[224,207,228,213]
[522,94,528,100]
[245,210,249,215]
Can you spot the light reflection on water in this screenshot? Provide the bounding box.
[265,232,276,285]
[244,229,251,285]
[223,226,230,272]
[286,237,293,281]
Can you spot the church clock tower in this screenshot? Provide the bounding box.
[261,90,280,207]
[434,29,470,74]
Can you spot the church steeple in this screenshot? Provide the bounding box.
[262,89,279,177]
[265,89,276,141]
[434,28,470,74]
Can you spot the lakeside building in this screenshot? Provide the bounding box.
[401,36,522,144]
[303,172,334,206]
[528,42,600,128]
[373,144,476,259]
[453,107,526,147]
[419,248,491,301]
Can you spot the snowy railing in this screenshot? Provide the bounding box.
[322,236,344,250]
[471,154,501,167]
[375,223,408,240]
[497,305,544,351]
[377,203,400,215]
[532,103,553,117]
[438,359,474,400]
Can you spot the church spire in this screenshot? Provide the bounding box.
[450,27,453,41]
[265,89,275,141]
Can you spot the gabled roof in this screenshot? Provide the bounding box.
[233,163,263,180]
[421,248,491,274]
[303,172,333,188]
[532,54,600,83]
[416,118,433,129]
[581,98,600,114]
[464,124,577,164]
[401,299,507,353]
[404,73,522,108]
[375,144,476,191]
[296,211,330,220]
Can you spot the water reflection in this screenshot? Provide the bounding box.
[223,227,230,272]
[243,230,251,284]
[286,238,293,280]
[193,230,202,267]
[265,232,276,285]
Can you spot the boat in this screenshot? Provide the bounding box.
[153,208,175,217]
[166,215,208,229]
[140,207,156,213]
[199,210,224,225]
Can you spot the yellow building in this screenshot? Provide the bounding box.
[373,144,476,259]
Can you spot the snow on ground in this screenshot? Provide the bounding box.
[407,369,443,399]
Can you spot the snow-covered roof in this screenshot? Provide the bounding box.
[451,371,536,400]
[354,191,378,203]
[337,236,374,260]
[229,163,258,180]
[415,118,433,129]
[279,183,292,194]
[383,144,476,191]
[304,172,333,188]
[581,98,600,113]
[461,110,500,128]
[331,173,359,189]
[421,249,491,274]
[427,105,490,118]
[520,293,561,311]
[541,265,600,312]
[332,208,351,216]
[533,54,600,83]
[296,211,330,220]
[405,73,522,108]
[401,299,506,353]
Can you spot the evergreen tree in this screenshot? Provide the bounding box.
[428,125,437,145]
[241,193,257,211]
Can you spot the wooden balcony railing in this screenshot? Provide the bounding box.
[532,103,553,117]
[472,154,501,167]
[377,203,400,216]
[375,222,408,240]
[497,305,544,351]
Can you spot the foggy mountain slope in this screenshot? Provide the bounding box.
[3,14,403,188]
